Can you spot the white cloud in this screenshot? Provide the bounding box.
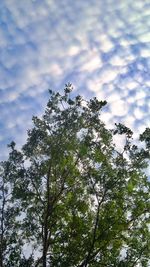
[110,100,129,117]
[126,81,138,90]
[110,55,126,67]
[68,46,80,56]
[141,49,150,58]
[139,32,150,43]
[99,67,118,84]
[81,51,102,72]
[99,34,114,52]
[133,108,144,120]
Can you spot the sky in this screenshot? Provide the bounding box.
[0,0,150,160]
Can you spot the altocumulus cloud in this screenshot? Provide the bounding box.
[0,0,150,160]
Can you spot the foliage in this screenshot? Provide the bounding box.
[0,83,150,267]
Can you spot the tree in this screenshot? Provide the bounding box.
[0,142,34,266]
[0,83,150,267]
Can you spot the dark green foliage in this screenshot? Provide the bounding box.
[0,84,150,267]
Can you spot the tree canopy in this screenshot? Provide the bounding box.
[0,83,150,267]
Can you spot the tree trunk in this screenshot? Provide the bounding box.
[0,248,3,267]
[42,219,48,267]
[42,163,51,267]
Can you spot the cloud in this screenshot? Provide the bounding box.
[110,100,129,117]
[0,0,150,160]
